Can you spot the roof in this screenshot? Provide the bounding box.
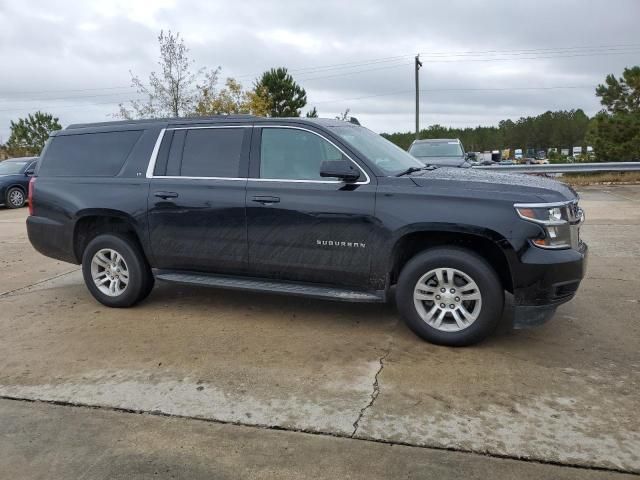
[3,156,37,162]
[66,116,355,130]
[412,138,461,144]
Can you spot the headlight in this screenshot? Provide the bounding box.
[515,203,576,249]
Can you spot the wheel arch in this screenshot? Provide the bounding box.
[5,183,27,193]
[387,226,515,293]
[72,209,147,264]
[4,183,27,198]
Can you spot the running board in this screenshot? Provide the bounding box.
[154,271,385,303]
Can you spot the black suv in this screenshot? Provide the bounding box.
[27,116,587,346]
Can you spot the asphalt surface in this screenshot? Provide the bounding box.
[0,185,639,479]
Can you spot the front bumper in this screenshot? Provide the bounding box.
[511,241,588,328]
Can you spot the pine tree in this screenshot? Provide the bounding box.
[254,67,307,117]
[6,111,62,156]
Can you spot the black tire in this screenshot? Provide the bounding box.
[5,187,26,209]
[137,263,156,303]
[396,247,504,346]
[81,233,153,308]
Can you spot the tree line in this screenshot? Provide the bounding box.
[383,67,639,161]
[1,30,638,162]
[382,109,591,153]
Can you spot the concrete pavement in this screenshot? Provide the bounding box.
[0,185,639,478]
[2,398,636,480]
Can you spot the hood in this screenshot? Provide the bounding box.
[409,167,577,203]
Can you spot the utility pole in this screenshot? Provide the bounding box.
[414,54,422,140]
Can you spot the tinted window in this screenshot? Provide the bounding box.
[409,141,463,157]
[153,130,174,176]
[0,161,28,175]
[39,130,142,177]
[330,126,422,176]
[180,128,245,178]
[260,128,343,180]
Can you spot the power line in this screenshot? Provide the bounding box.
[0,95,148,113]
[0,90,146,105]
[1,42,637,98]
[1,85,134,96]
[0,84,596,114]
[310,85,596,106]
[0,43,636,113]
[244,48,640,84]
[233,42,640,79]
[418,43,640,57]
[423,49,640,63]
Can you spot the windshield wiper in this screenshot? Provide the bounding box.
[395,165,436,177]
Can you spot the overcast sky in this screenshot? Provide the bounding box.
[1,0,639,140]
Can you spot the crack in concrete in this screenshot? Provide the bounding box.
[1,395,637,476]
[0,268,80,297]
[351,349,390,438]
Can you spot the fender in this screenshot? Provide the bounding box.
[371,222,518,292]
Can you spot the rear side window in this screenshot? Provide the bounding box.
[179,128,245,178]
[39,130,142,177]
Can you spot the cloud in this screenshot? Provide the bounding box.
[0,0,638,140]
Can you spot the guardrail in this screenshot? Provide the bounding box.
[473,162,640,174]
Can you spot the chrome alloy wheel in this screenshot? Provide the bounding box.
[90,248,129,297]
[9,189,24,207]
[413,267,482,332]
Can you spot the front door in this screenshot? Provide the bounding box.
[246,126,377,287]
[147,125,251,273]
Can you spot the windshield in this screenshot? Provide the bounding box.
[0,161,28,175]
[329,126,423,175]
[409,141,463,157]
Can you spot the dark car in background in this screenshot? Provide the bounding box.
[0,157,38,208]
[408,138,471,168]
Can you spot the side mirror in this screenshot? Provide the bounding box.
[25,169,35,176]
[319,160,360,182]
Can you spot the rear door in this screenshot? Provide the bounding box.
[246,125,377,287]
[147,125,251,273]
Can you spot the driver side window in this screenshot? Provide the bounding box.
[259,128,342,180]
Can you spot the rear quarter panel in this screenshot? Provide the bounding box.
[30,126,162,264]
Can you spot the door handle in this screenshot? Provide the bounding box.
[251,195,280,205]
[154,191,179,199]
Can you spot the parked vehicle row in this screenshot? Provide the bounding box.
[27,116,587,346]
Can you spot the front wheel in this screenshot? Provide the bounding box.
[81,233,153,308]
[396,247,504,346]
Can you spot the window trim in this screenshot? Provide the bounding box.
[146,126,250,181]
[255,125,370,185]
[146,125,370,185]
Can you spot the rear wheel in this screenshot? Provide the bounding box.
[81,233,153,307]
[396,247,504,346]
[5,187,25,208]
